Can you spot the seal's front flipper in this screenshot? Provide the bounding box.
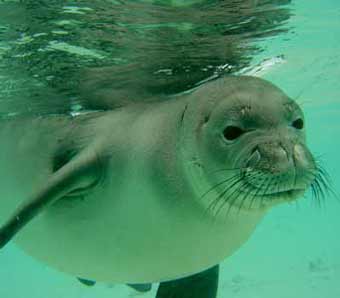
[127,283,152,292]
[156,265,219,298]
[77,277,96,287]
[0,147,103,249]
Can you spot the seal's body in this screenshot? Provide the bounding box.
[0,77,319,297]
[0,101,263,283]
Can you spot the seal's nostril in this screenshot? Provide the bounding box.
[250,145,259,155]
[279,142,290,161]
[247,147,261,168]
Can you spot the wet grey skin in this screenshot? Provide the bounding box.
[0,76,323,298]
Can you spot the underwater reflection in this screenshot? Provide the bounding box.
[0,0,292,114]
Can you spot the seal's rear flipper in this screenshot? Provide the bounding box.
[0,148,103,249]
[127,283,152,292]
[156,265,219,298]
[77,277,96,287]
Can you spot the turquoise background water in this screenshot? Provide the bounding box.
[0,0,339,297]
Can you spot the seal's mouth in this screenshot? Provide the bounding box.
[264,188,302,197]
[195,153,332,216]
[236,183,308,207]
[202,177,310,215]
[258,188,306,202]
[240,171,309,199]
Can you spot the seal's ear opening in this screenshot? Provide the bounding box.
[0,148,103,249]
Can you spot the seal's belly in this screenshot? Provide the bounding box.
[9,167,263,284]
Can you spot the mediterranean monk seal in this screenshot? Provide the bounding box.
[0,76,327,297]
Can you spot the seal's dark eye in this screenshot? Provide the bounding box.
[223,126,245,141]
[292,118,304,130]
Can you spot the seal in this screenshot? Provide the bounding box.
[0,76,324,298]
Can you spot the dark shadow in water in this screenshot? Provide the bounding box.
[0,0,292,114]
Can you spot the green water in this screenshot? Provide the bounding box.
[0,0,339,297]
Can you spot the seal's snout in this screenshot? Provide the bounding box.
[241,141,303,198]
[246,142,293,174]
[239,138,317,204]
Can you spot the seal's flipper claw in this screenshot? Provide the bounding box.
[156,265,219,298]
[77,277,96,287]
[0,148,103,249]
[127,283,152,292]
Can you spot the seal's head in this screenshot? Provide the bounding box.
[182,76,322,216]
